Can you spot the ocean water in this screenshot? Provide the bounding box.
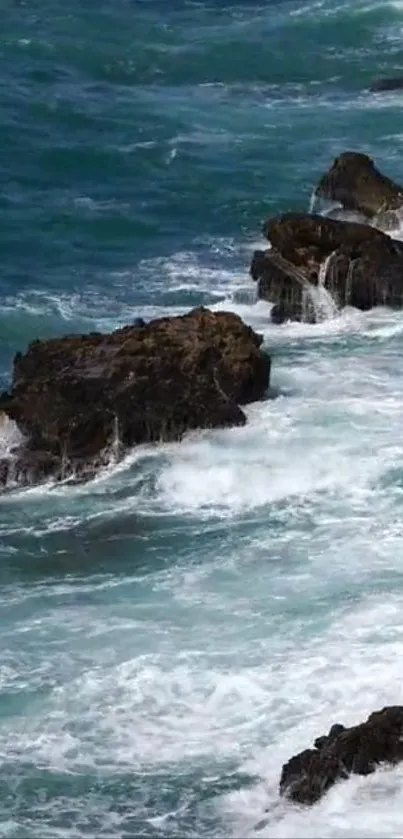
[3,0,403,836]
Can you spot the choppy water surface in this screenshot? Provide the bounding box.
[3,0,403,836]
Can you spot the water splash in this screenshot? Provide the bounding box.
[111,414,122,464]
[0,413,24,457]
[61,440,70,482]
[308,192,344,218]
[308,284,339,322]
[300,253,339,323]
[308,189,318,214]
[318,250,336,287]
[372,207,403,236]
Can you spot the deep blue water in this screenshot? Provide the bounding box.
[3,1,403,836]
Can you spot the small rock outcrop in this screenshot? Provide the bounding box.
[251,211,403,322]
[0,307,270,488]
[370,76,403,92]
[315,151,403,219]
[280,706,403,805]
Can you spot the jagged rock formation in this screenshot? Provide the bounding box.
[280,706,403,805]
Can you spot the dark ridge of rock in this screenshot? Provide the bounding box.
[0,307,270,489]
[251,212,403,319]
[315,151,403,219]
[280,706,403,805]
[263,212,390,264]
[370,76,403,92]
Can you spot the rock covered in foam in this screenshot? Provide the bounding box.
[0,307,270,489]
[280,706,403,805]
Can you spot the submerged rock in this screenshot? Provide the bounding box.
[280,706,403,805]
[370,76,403,92]
[251,212,403,320]
[0,307,270,489]
[314,151,403,219]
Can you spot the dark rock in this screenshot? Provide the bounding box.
[1,307,270,489]
[315,152,403,219]
[13,451,62,487]
[270,302,302,325]
[314,723,346,751]
[0,459,9,487]
[329,723,346,738]
[252,212,403,318]
[370,76,403,92]
[325,237,403,311]
[280,706,403,805]
[251,248,311,323]
[263,212,388,264]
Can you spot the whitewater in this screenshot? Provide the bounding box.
[3,0,403,836]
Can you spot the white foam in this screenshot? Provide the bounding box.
[305,281,339,322]
[3,301,402,527]
[0,413,24,457]
[223,598,403,838]
[4,218,403,837]
[153,386,399,520]
[3,569,403,839]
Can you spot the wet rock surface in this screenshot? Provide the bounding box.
[280,706,403,805]
[315,151,403,219]
[251,208,403,321]
[0,307,270,489]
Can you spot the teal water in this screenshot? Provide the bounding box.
[3,1,403,836]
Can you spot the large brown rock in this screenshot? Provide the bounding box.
[0,307,270,488]
[251,212,403,321]
[280,706,403,805]
[315,152,403,219]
